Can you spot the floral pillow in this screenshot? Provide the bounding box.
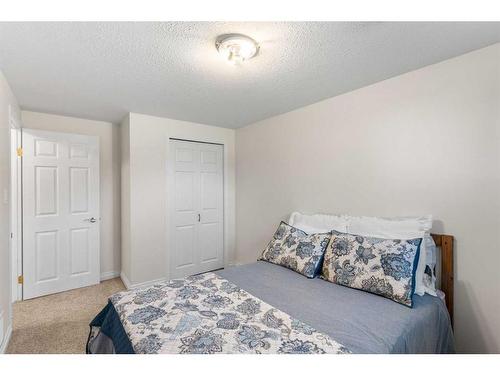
[260,221,331,278]
[321,231,422,307]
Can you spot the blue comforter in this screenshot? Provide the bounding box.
[218,262,454,353]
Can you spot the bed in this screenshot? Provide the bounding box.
[86,233,455,354]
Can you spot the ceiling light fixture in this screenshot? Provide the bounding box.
[215,34,259,65]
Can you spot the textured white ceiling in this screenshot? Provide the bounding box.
[0,22,499,128]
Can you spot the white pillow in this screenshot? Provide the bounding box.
[422,236,438,296]
[347,215,434,296]
[288,212,348,234]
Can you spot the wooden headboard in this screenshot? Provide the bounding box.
[430,234,454,326]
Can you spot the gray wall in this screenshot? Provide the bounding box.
[235,43,500,353]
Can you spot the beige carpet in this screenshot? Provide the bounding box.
[6,278,125,354]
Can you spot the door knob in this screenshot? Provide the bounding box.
[84,217,97,223]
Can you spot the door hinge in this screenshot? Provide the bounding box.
[16,147,23,157]
[17,275,23,284]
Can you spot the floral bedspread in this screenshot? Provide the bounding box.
[110,272,350,354]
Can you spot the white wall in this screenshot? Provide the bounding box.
[120,114,131,281]
[0,69,20,352]
[21,111,121,279]
[236,43,500,353]
[121,113,235,286]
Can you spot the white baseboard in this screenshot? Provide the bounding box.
[120,271,167,290]
[0,324,12,354]
[100,271,120,281]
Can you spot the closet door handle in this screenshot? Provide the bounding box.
[198,213,201,222]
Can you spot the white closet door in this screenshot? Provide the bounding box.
[197,143,224,274]
[22,129,100,299]
[169,140,200,278]
[169,140,224,279]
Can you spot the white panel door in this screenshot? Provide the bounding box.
[197,143,224,274]
[23,129,100,299]
[170,141,199,278]
[168,140,223,279]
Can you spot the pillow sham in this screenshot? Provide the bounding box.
[260,221,331,278]
[321,231,422,307]
[347,215,434,296]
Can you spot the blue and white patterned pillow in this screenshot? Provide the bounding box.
[321,231,422,307]
[260,221,331,278]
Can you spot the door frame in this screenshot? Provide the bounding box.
[10,114,22,302]
[166,138,225,279]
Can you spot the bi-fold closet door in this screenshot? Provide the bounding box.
[168,139,224,279]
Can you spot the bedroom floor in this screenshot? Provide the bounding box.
[6,278,125,354]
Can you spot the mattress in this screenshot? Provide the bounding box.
[87,261,454,354]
